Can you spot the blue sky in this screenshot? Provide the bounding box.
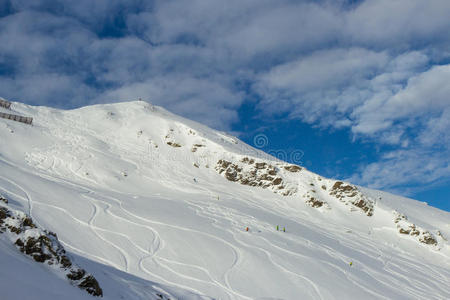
[0,0,449,210]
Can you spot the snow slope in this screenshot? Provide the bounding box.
[0,98,449,300]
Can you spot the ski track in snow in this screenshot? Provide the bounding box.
[95,193,251,300]
[165,181,376,299]
[101,182,448,299]
[232,231,324,300]
[31,200,129,271]
[43,183,246,299]
[0,174,36,225]
[190,182,449,299]
[2,159,449,299]
[88,202,131,272]
[0,175,32,215]
[2,102,450,300]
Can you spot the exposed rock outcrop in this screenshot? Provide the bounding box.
[165,130,182,148]
[0,195,7,204]
[166,141,182,148]
[330,181,374,216]
[215,158,297,196]
[284,165,302,172]
[191,144,205,152]
[0,195,103,297]
[301,188,329,209]
[394,212,438,246]
[306,197,324,208]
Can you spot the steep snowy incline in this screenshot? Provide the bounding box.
[0,99,449,300]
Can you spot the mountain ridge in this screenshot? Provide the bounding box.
[1,98,449,299]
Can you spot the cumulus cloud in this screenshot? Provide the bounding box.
[352,64,450,136]
[254,48,390,125]
[0,0,449,194]
[347,68,450,193]
[0,2,246,127]
[348,147,450,196]
[345,0,450,48]
[255,49,449,190]
[0,74,96,108]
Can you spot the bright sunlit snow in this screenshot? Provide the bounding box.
[1,99,449,300]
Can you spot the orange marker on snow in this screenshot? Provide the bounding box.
[246,227,249,232]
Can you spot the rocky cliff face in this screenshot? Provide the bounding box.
[394,211,439,246]
[215,157,306,196]
[329,181,374,216]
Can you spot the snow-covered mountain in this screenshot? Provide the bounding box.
[0,98,449,300]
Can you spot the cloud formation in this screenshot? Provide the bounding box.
[0,0,449,194]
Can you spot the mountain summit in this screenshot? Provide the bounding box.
[1,98,449,299]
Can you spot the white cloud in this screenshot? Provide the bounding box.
[254,48,390,126]
[258,48,388,93]
[0,74,96,107]
[419,108,450,148]
[216,2,342,59]
[255,51,449,190]
[348,149,450,196]
[352,64,450,135]
[345,0,450,48]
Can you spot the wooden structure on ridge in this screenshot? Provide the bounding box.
[0,112,33,125]
[0,99,11,109]
[0,99,33,125]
